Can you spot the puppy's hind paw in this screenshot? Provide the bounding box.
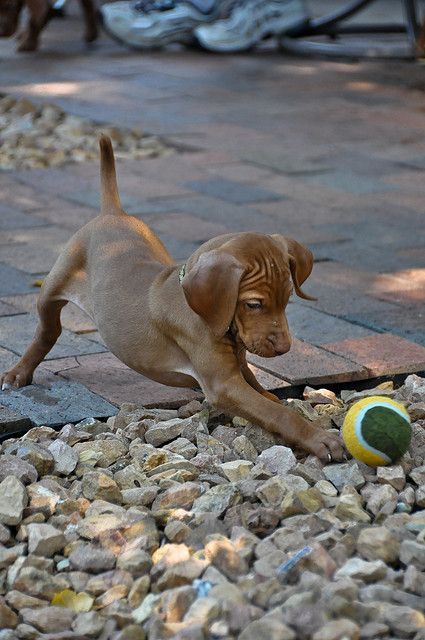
[1,368,33,390]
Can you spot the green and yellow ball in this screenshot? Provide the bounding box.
[342,396,411,467]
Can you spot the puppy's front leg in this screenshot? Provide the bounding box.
[203,367,344,462]
[239,360,281,404]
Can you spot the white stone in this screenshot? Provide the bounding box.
[0,477,27,525]
[257,446,297,475]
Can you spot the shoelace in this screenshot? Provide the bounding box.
[133,0,175,13]
[132,0,243,16]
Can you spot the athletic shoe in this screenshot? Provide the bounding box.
[100,0,232,49]
[195,0,308,52]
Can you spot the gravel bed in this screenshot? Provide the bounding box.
[0,375,424,639]
[0,96,172,170]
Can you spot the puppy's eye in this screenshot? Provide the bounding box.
[245,300,262,310]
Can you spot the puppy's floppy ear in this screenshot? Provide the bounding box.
[182,250,244,338]
[271,235,316,301]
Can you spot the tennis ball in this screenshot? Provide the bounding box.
[342,396,411,467]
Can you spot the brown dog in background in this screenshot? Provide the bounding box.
[0,135,344,462]
[0,0,97,51]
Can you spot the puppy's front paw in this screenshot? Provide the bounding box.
[308,429,345,463]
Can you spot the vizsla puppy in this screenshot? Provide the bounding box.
[0,0,97,51]
[1,136,344,462]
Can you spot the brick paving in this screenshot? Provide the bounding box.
[0,0,424,425]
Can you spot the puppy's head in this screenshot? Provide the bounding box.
[0,0,23,37]
[181,233,315,358]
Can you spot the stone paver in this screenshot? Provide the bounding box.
[1,294,96,334]
[0,405,31,434]
[286,302,378,346]
[0,374,117,426]
[0,315,106,360]
[323,334,425,378]
[0,203,48,230]
[42,353,202,408]
[0,226,72,274]
[0,263,38,296]
[248,338,368,385]
[185,177,284,204]
[0,1,424,420]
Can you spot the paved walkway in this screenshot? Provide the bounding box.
[0,1,425,428]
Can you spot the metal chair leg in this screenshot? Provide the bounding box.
[280,0,422,60]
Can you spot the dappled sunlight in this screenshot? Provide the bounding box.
[346,81,379,91]
[6,81,83,97]
[370,268,425,303]
[152,543,191,568]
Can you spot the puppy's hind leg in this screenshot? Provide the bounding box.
[1,296,67,389]
[1,238,87,390]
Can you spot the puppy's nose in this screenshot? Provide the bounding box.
[269,333,291,355]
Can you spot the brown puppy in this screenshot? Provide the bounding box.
[1,136,344,462]
[0,0,97,52]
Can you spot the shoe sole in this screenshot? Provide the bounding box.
[196,2,308,52]
[100,4,217,49]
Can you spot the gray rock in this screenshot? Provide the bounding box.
[163,438,197,460]
[73,439,127,468]
[0,455,38,484]
[151,482,202,511]
[404,565,425,596]
[415,486,425,507]
[334,558,388,582]
[323,462,365,491]
[359,622,389,638]
[257,446,297,475]
[72,611,105,637]
[27,523,66,556]
[239,617,295,640]
[401,374,425,403]
[410,465,425,485]
[357,526,400,563]
[192,484,241,515]
[47,440,78,475]
[366,484,398,517]
[312,618,360,640]
[219,460,252,482]
[116,548,152,576]
[379,603,425,638]
[69,543,116,573]
[121,486,159,506]
[4,441,54,476]
[243,423,277,453]
[0,598,18,630]
[204,537,248,581]
[376,465,406,491]
[0,524,11,545]
[0,476,27,525]
[232,435,258,463]
[81,470,122,504]
[145,417,194,446]
[20,606,75,633]
[400,540,425,570]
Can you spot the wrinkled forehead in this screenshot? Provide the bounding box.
[238,242,291,301]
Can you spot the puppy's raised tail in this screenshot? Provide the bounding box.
[99,134,124,215]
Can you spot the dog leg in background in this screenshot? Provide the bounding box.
[79,0,98,43]
[17,0,51,51]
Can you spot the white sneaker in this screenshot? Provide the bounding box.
[195,0,308,52]
[100,0,232,49]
